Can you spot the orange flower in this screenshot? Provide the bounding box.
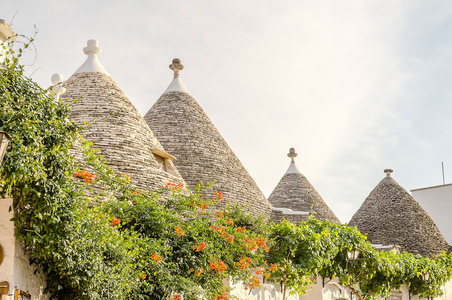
[216,291,229,300]
[225,235,234,243]
[141,274,147,280]
[213,192,224,200]
[193,242,207,252]
[165,182,184,191]
[74,170,96,183]
[175,226,185,237]
[198,203,209,212]
[237,257,253,270]
[110,217,121,227]
[151,253,162,264]
[195,268,204,276]
[209,260,227,272]
[247,275,261,290]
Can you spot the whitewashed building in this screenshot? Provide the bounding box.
[412,184,452,246]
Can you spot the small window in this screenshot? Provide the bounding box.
[151,149,178,177]
[153,154,167,172]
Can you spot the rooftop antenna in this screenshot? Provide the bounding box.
[442,162,445,185]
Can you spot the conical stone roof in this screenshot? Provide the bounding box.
[349,169,450,257]
[268,148,340,224]
[63,40,184,190]
[144,59,273,218]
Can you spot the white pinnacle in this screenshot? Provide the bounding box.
[50,73,66,101]
[73,39,110,76]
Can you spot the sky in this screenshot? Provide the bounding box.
[3,1,452,223]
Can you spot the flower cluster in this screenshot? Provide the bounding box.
[197,201,209,212]
[225,219,234,226]
[243,237,269,252]
[245,275,261,290]
[236,257,253,270]
[141,274,147,280]
[165,182,184,190]
[175,226,185,237]
[213,192,224,201]
[193,242,206,252]
[235,227,245,233]
[74,170,95,183]
[263,263,278,279]
[151,253,162,264]
[225,235,234,243]
[189,267,204,276]
[209,260,227,272]
[210,225,235,243]
[120,173,131,183]
[110,217,121,227]
[168,295,181,300]
[253,267,263,275]
[196,269,203,276]
[215,291,229,300]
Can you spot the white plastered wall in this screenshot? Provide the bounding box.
[411,184,452,245]
[0,197,15,290]
[0,197,48,299]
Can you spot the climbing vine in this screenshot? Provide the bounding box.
[1,36,452,300]
[268,219,452,300]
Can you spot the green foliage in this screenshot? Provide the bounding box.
[268,219,452,300]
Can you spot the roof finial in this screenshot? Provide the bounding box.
[384,168,393,177]
[73,39,109,75]
[84,39,102,56]
[50,73,66,101]
[287,148,298,163]
[169,58,184,78]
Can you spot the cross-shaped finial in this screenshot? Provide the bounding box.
[169,58,184,78]
[384,168,393,177]
[287,148,298,163]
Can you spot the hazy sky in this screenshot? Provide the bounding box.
[4,1,452,223]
